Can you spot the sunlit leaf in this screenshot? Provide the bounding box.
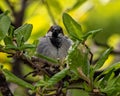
[103,62,120,74]
[94,47,113,70]
[63,13,83,41]
[82,28,103,42]
[2,69,35,90]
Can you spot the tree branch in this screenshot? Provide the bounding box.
[0,71,13,96]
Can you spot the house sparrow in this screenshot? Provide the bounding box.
[36,25,72,60]
[36,25,72,95]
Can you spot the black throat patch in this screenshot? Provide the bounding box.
[50,37,62,49]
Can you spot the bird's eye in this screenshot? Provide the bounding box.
[53,28,57,33]
[47,25,63,38]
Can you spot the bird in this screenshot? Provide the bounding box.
[36,25,72,60]
[36,25,72,95]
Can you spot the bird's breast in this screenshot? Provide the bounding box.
[37,36,71,59]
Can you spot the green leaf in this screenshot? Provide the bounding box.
[94,47,113,70]
[35,68,69,88]
[19,44,36,50]
[35,80,47,87]
[66,41,90,75]
[99,69,114,88]
[2,69,35,90]
[0,10,9,19]
[8,25,15,38]
[100,74,119,95]
[5,45,18,50]
[82,28,102,41]
[0,15,11,41]
[63,13,83,41]
[115,76,120,91]
[33,39,39,47]
[36,53,58,64]
[14,24,33,46]
[46,68,69,87]
[94,62,120,83]
[66,41,80,75]
[4,36,14,46]
[103,62,120,74]
[26,40,39,57]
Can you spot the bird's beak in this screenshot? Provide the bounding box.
[58,33,63,37]
[46,31,52,36]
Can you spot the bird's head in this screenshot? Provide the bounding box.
[47,25,64,38]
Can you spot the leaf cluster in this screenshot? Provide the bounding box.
[0,12,35,53]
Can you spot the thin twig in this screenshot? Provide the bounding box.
[83,42,93,64]
[0,71,13,96]
[5,0,29,27]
